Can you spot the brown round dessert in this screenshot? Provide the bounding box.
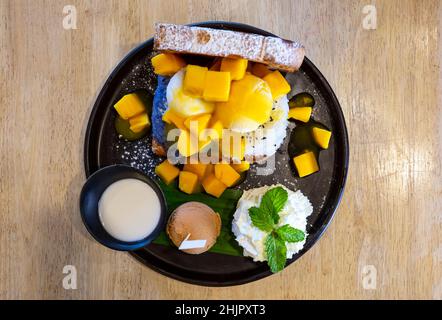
[166,202,221,254]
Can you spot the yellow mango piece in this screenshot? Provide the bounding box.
[162,109,186,129]
[252,63,272,78]
[203,71,231,102]
[155,160,180,185]
[312,127,332,149]
[293,151,319,178]
[198,139,212,151]
[114,93,145,120]
[178,171,199,194]
[128,113,150,133]
[129,123,146,133]
[210,120,224,140]
[288,107,312,123]
[168,69,215,118]
[183,162,210,181]
[263,70,291,100]
[202,174,227,198]
[220,58,248,80]
[183,65,208,97]
[184,114,212,136]
[214,74,272,132]
[129,112,149,126]
[151,53,186,76]
[214,163,240,187]
[177,130,199,157]
[200,119,224,142]
[231,161,250,173]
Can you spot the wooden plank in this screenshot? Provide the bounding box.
[0,0,440,299]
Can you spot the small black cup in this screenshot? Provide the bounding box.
[79,164,167,251]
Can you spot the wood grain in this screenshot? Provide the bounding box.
[0,0,440,299]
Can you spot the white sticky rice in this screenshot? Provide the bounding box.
[243,95,289,162]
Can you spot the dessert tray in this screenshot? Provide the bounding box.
[83,22,349,286]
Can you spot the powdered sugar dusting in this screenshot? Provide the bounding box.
[154,23,304,72]
[116,135,163,179]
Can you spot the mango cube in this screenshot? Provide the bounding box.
[155,160,180,185]
[220,58,248,80]
[312,127,332,149]
[162,109,186,129]
[128,123,146,133]
[114,93,145,120]
[263,70,291,100]
[252,63,272,78]
[214,163,240,187]
[214,74,273,132]
[201,119,224,142]
[183,65,208,97]
[129,113,150,133]
[288,107,312,123]
[202,174,227,198]
[129,112,149,126]
[129,123,147,133]
[177,130,199,157]
[151,53,186,76]
[203,71,231,102]
[179,171,199,194]
[198,139,212,151]
[210,120,224,140]
[184,113,211,136]
[183,162,210,181]
[293,151,319,178]
[232,161,250,173]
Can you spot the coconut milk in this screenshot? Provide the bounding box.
[98,178,161,242]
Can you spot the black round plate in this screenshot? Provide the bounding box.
[84,21,349,286]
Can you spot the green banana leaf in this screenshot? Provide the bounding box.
[153,181,244,256]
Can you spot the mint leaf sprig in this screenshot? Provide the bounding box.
[248,186,305,273]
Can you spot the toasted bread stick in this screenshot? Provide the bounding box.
[154,23,305,72]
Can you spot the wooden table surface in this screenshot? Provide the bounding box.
[0,0,441,300]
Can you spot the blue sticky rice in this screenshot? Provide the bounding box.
[151,75,170,147]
